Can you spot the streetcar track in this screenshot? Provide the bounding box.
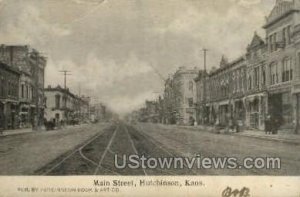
[93,126,118,175]
[137,124,276,175]
[79,148,98,166]
[41,127,113,175]
[131,124,199,175]
[124,125,148,176]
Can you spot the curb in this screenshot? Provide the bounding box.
[175,125,300,145]
[233,133,300,145]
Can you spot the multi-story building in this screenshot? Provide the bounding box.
[44,85,90,124]
[0,62,20,130]
[203,56,247,126]
[90,103,107,122]
[172,66,199,125]
[263,0,300,132]
[194,70,208,124]
[245,33,268,130]
[0,45,46,128]
[193,0,300,133]
[162,77,176,124]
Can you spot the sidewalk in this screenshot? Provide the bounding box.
[0,124,89,137]
[235,129,300,145]
[176,124,300,145]
[0,128,34,137]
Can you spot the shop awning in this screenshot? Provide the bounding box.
[218,100,229,106]
[244,93,265,102]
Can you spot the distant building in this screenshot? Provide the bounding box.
[169,66,199,125]
[90,103,114,122]
[44,85,90,124]
[142,100,159,123]
[194,70,207,125]
[0,62,20,129]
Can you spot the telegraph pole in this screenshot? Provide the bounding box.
[203,48,208,72]
[59,70,71,122]
[59,70,71,90]
[202,48,208,125]
[33,52,39,131]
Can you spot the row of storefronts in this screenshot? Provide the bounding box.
[0,45,46,130]
[194,0,300,133]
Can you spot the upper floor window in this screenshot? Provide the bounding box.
[1,78,4,97]
[282,58,293,82]
[21,84,24,98]
[261,66,266,86]
[248,74,252,90]
[282,26,292,47]
[55,94,61,109]
[270,62,279,85]
[298,52,300,70]
[188,81,193,92]
[254,67,260,88]
[188,98,193,107]
[269,33,277,52]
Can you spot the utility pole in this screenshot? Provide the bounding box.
[33,52,39,131]
[203,48,208,72]
[202,48,208,125]
[59,70,71,90]
[59,70,71,122]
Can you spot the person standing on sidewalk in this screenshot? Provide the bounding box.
[265,114,271,134]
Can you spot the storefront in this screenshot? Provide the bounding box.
[233,99,246,123]
[218,102,229,126]
[244,93,266,130]
[0,101,19,130]
[268,91,293,130]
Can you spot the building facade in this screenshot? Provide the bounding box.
[245,33,268,130]
[0,63,20,130]
[263,0,300,132]
[44,85,90,124]
[194,0,300,133]
[171,67,199,125]
[0,45,46,128]
[203,56,247,127]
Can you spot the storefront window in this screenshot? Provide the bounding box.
[282,93,292,125]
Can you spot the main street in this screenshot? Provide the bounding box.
[1,122,299,175]
[33,122,300,176]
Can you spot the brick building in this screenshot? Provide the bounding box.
[245,33,268,130]
[0,63,20,130]
[194,0,300,133]
[263,0,300,132]
[0,45,46,128]
[202,56,247,126]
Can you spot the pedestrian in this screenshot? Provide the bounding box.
[265,114,271,135]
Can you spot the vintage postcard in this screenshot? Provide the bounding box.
[0,0,300,196]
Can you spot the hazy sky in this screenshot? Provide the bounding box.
[0,0,277,114]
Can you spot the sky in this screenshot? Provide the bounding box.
[0,0,277,114]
